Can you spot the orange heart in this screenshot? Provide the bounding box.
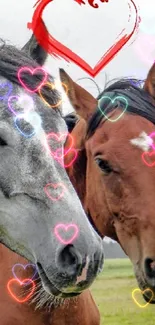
[39,81,68,108]
[132,288,154,308]
[63,148,78,168]
[7,278,35,303]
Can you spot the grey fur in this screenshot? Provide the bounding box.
[0,37,104,300]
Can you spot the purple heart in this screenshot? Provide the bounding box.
[8,94,34,116]
[129,80,144,88]
[12,263,37,285]
[8,96,19,115]
[0,81,13,100]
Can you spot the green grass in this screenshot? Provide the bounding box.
[90,259,155,325]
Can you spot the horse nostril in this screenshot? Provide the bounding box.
[57,244,83,277]
[145,258,155,278]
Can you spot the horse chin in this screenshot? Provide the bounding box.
[37,262,81,299]
[135,269,155,304]
[142,282,155,304]
[143,293,155,304]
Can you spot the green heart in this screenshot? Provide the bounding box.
[98,95,128,122]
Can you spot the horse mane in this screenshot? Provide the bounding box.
[86,78,155,139]
[0,40,61,110]
[64,112,80,132]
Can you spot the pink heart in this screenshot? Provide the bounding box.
[134,34,155,66]
[54,223,79,245]
[60,148,78,169]
[7,278,35,303]
[46,132,78,168]
[46,132,74,158]
[18,67,47,93]
[44,183,66,201]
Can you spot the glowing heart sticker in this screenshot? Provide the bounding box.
[98,95,128,122]
[62,148,78,168]
[12,263,37,285]
[7,278,35,303]
[44,183,66,201]
[28,0,139,77]
[142,150,155,167]
[132,288,154,308]
[46,132,78,168]
[8,94,34,116]
[39,81,68,108]
[54,223,79,245]
[134,34,155,66]
[18,67,47,93]
[14,112,42,138]
[0,81,13,101]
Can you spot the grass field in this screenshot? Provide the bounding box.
[90,259,155,325]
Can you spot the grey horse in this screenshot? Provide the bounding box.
[0,21,104,304]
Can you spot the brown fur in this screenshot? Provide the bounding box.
[0,243,99,325]
[61,63,155,303]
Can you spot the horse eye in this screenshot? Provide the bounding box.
[95,158,113,174]
[0,136,7,146]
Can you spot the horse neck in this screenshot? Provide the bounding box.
[0,244,56,324]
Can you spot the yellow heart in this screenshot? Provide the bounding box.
[132,288,154,308]
[39,81,68,108]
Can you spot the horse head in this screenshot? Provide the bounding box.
[0,21,104,305]
[61,62,155,304]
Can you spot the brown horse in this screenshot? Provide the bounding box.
[61,62,155,305]
[0,245,99,325]
[0,22,101,325]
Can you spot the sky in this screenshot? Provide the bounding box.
[1,0,155,114]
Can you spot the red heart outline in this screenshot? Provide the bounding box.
[27,0,139,77]
[142,151,155,167]
[7,278,35,303]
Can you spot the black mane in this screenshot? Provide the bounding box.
[0,41,60,109]
[86,78,155,138]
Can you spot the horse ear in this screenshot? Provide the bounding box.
[144,62,155,98]
[59,69,97,121]
[22,19,48,66]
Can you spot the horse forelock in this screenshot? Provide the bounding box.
[0,41,63,122]
[86,79,155,139]
[0,41,68,155]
